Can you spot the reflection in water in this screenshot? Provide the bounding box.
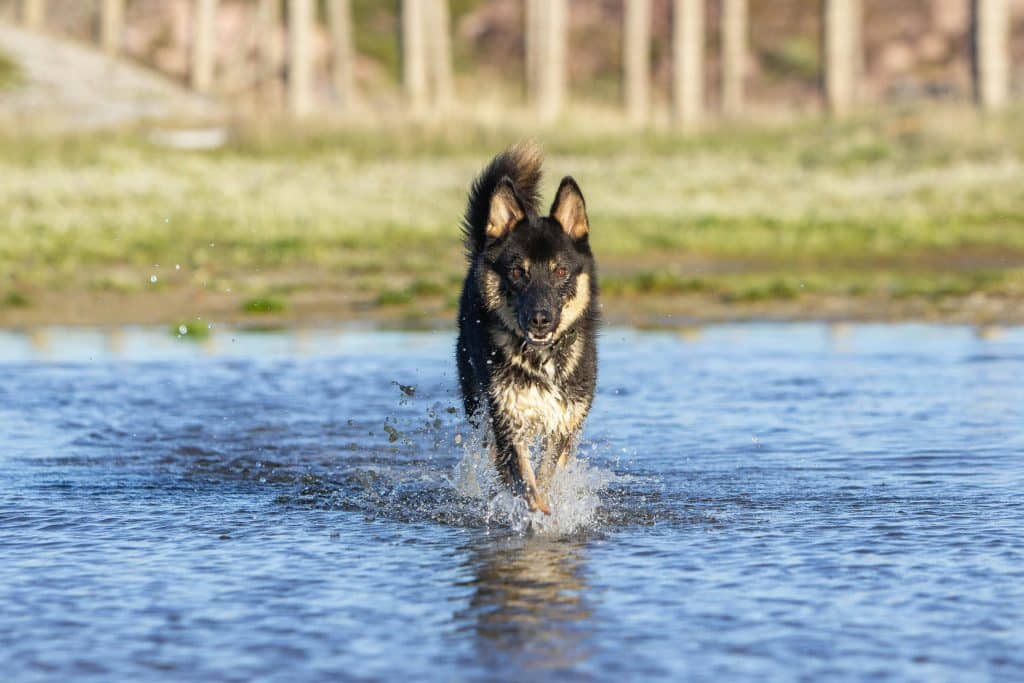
[976,324,1003,340]
[678,325,702,342]
[105,327,125,356]
[459,537,592,672]
[29,328,50,355]
[827,321,851,353]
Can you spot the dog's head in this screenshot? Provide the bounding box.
[478,176,596,345]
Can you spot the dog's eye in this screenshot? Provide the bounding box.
[554,266,569,279]
[510,266,525,280]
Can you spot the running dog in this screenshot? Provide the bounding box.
[456,141,599,514]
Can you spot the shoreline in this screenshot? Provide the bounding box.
[2,288,1022,330]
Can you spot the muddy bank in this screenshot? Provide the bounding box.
[2,287,1021,330]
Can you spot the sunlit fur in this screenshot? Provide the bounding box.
[456,142,599,514]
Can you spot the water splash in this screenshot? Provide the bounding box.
[451,420,616,536]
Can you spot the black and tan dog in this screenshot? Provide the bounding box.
[456,141,598,514]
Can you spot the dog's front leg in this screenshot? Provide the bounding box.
[537,432,575,490]
[492,423,550,515]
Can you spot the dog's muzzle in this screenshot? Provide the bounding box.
[524,309,556,345]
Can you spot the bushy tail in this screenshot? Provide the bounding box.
[462,140,544,256]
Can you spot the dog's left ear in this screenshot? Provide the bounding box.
[549,176,589,239]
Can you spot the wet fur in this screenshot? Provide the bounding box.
[456,141,599,514]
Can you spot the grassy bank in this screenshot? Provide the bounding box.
[2,105,1024,327]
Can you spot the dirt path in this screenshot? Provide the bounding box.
[0,23,220,128]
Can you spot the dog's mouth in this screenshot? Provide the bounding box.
[525,331,555,345]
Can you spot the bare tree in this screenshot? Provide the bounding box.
[525,0,542,100]
[257,0,284,105]
[401,0,429,116]
[191,0,218,94]
[426,0,455,111]
[535,0,567,123]
[288,0,315,116]
[822,0,861,116]
[22,0,45,30]
[721,0,746,116]
[326,0,356,112]
[623,0,651,124]
[100,0,124,57]
[672,0,704,129]
[972,0,1010,110]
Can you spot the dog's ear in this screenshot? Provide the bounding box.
[486,178,526,240]
[549,176,589,239]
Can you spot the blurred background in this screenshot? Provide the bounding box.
[1,0,1022,332]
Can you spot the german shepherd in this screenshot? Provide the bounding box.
[456,141,598,515]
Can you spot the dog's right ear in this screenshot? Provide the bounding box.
[486,178,526,240]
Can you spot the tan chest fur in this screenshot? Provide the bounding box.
[490,380,587,436]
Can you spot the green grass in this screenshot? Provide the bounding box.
[171,319,212,340]
[0,50,20,90]
[3,104,1024,322]
[602,269,1023,303]
[242,296,287,314]
[2,291,31,308]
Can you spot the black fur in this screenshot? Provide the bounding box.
[456,142,599,514]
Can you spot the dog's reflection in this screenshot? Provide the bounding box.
[458,535,592,670]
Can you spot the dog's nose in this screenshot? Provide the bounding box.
[530,310,553,330]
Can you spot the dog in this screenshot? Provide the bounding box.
[456,141,599,515]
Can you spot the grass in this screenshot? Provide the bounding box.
[0,50,20,90]
[2,291,31,308]
[3,104,1024,324]
[242,296,287,314]
[171,319,212,340]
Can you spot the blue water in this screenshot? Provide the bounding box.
[1,323,1023,681]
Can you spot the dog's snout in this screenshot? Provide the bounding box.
[530,310,553,330]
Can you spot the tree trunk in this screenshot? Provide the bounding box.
[672,0,704,129]
[191,0,218,94]
[972,0,1010,110]
[822,0,861,116]
[22,0,45,30]
[525,0,546,102]
[623,0,651,124]
[401,0,429,116]
[426,0,455,111]
[257,0,284,105]
[288,0,315,116]
[100,0,124,57]
[326,0,356,111]
[536,0,567,123]
[721,0,746,116]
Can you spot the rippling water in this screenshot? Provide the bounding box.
[2,324,1023,681]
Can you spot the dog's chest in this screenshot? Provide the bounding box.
[489,348,585,436]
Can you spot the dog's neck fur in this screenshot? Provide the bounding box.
[486,312,588,386]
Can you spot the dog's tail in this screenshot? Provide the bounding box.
[461,140,544,257]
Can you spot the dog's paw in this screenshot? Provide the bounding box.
[527,490,552,515]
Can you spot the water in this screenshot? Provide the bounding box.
[2,323,1023,681]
